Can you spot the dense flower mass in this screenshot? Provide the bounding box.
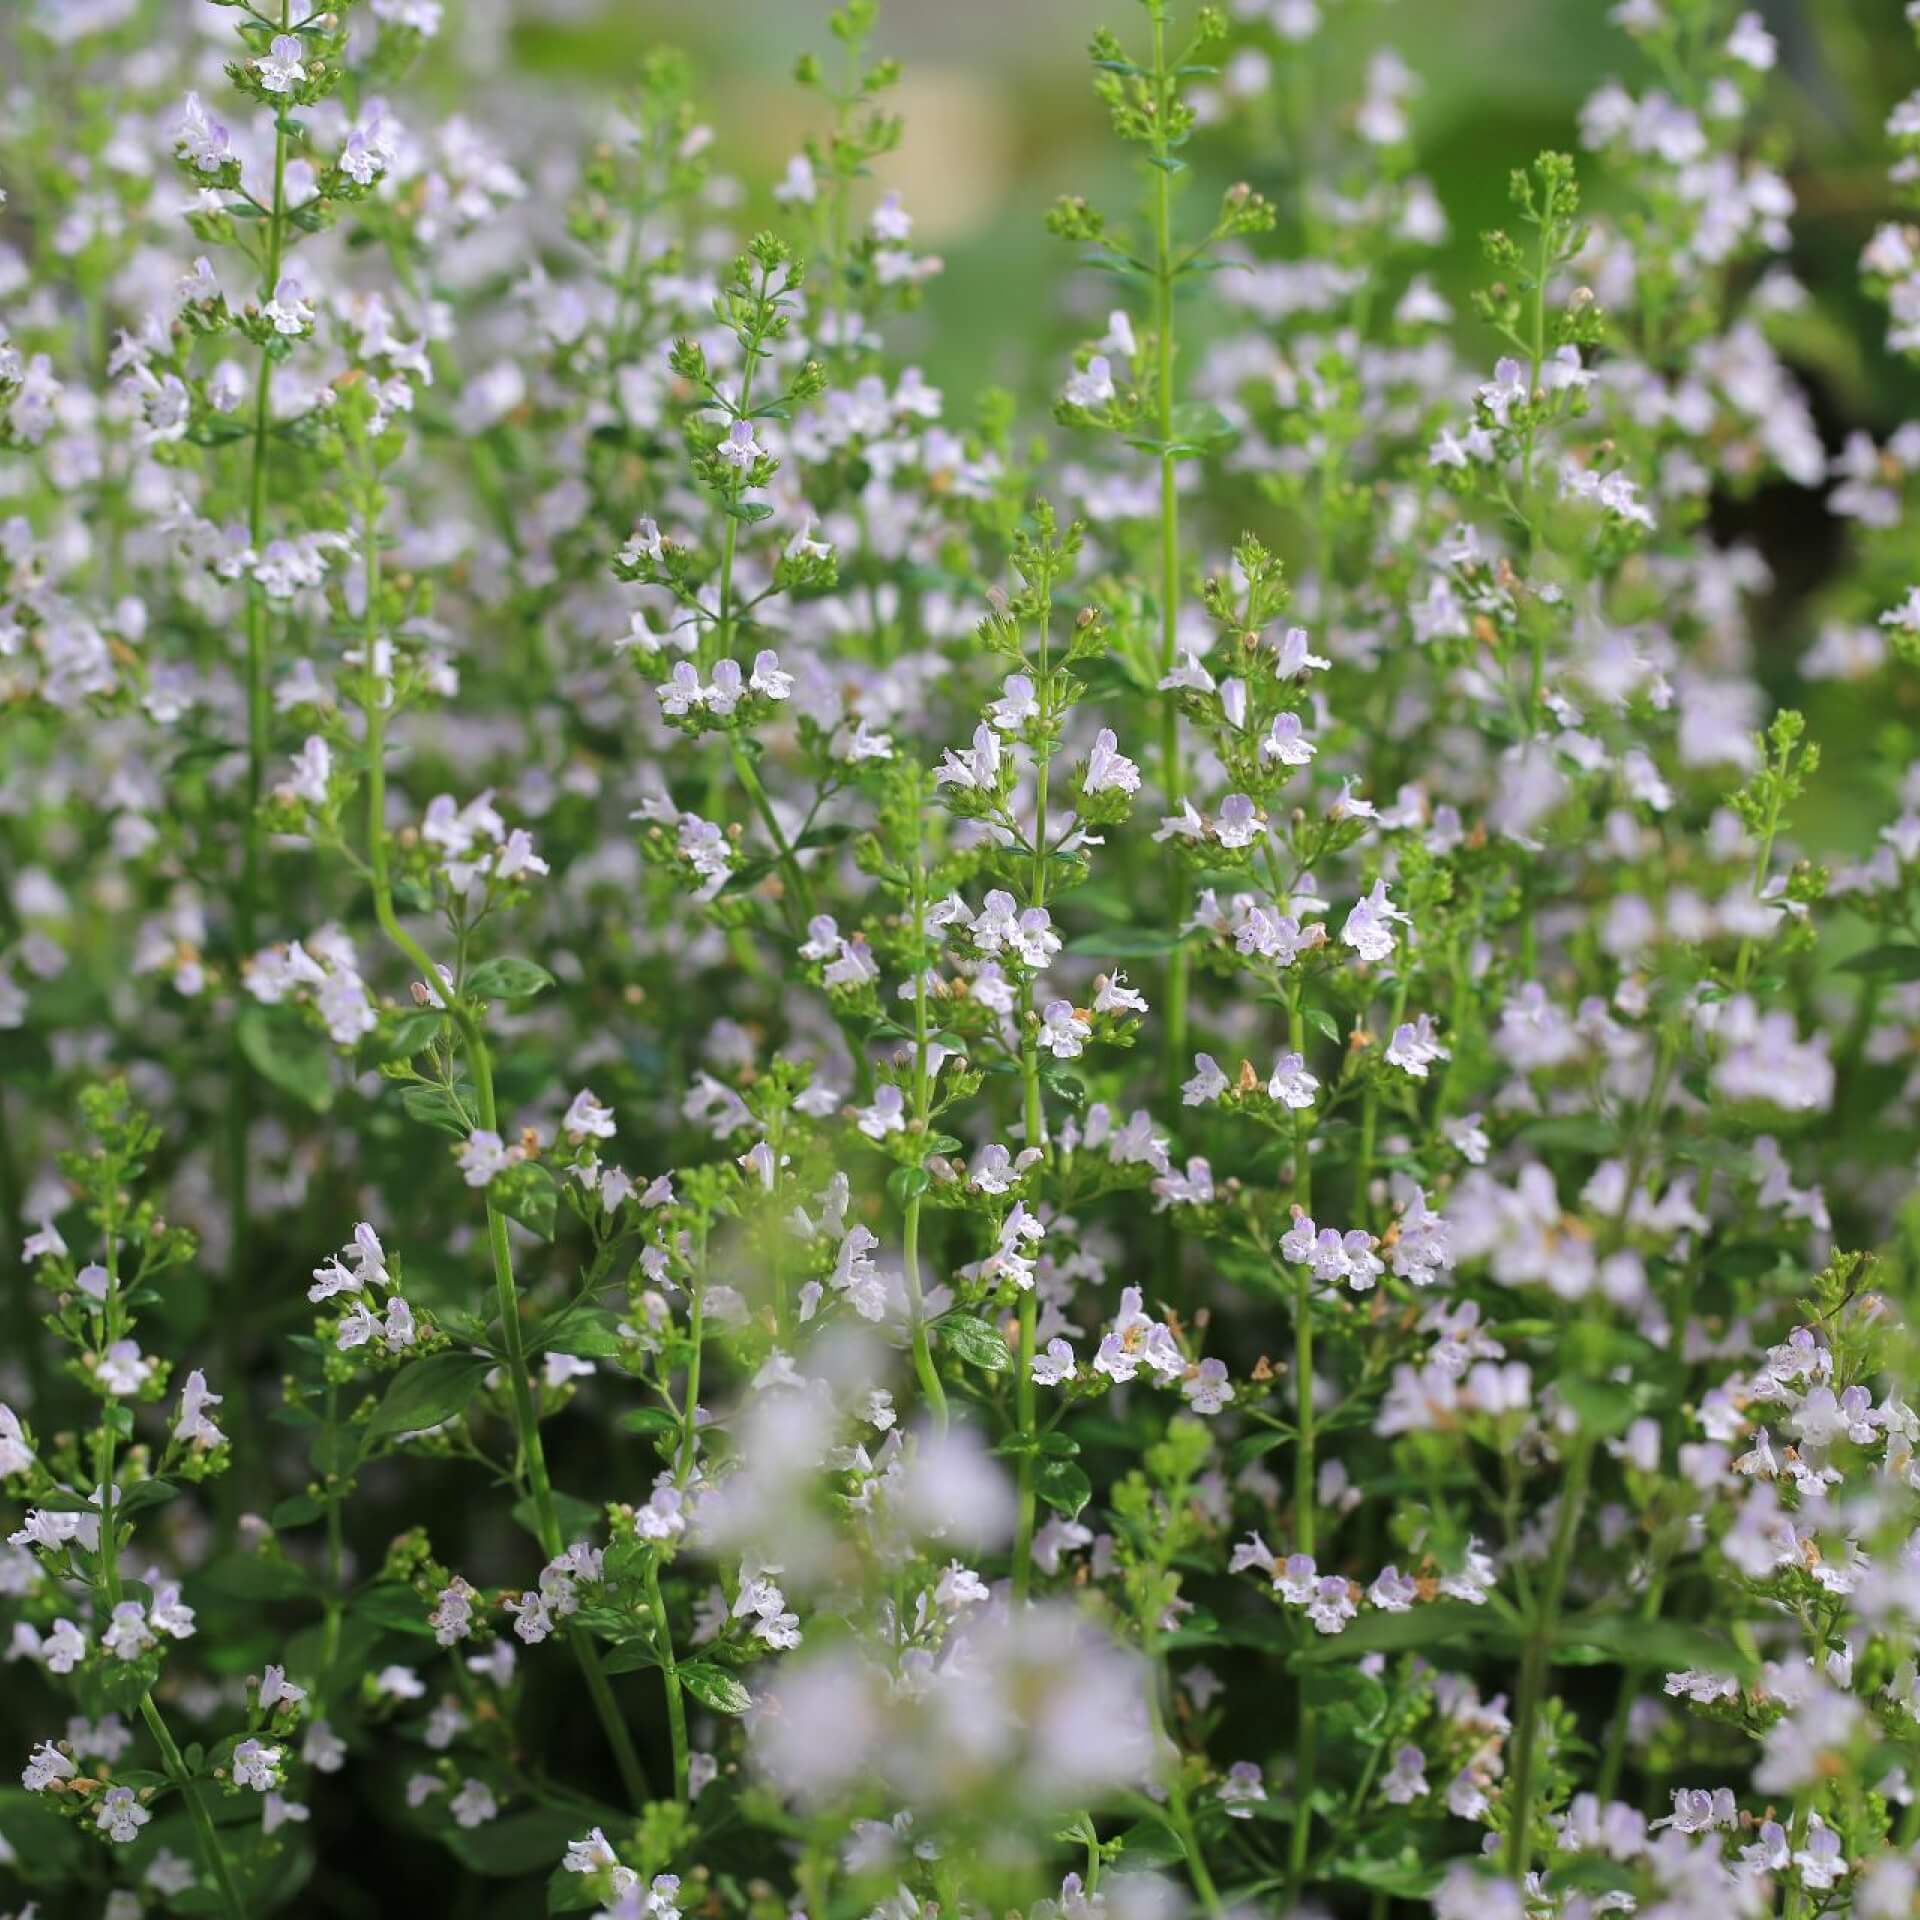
[4,0,1920,1916]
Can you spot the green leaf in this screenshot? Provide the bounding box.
[351,1583,436,1636]
[511,1488,601,1544]
[445,1806,590,1876]
[1547,1859,1640,1897]
[598,1639,660,1675]
[937,1314,1012,1371]
[678,1660,753,1714]
[1036,1457,1092,1521]
[199,1552,318,1603]
[617,1408,680,1437]
[398,1083,469,1137]
[1840,944,1920,979]
[0,1787,84,1874]
[1111,1818,1185,1867]
[1520,1115,1618,1153]
[1329,1849,1448,1899]
[370,1010,446,1060]
[1555,1374,1639,1437]
[1290,1601,1490,1661]
[887,1164,930,1206]
[492,1160,559,1242]
[237,1008,334,1113]
[722,499,775,523]
[1304,1007,1342,1046]
[1064,924,1189,959]
[367,1352,493,1438]
[466,955,555,1000]
[118,1477,179,1516]
[539,1312,624,1359]
[271,1493,324,1530]
[1168,401,1237,450]
[1555,1612,1752,1676]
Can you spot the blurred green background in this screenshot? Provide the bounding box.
[493,0,1920,423]
[488,0,1920,850]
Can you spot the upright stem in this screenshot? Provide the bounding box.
[1011,1288,1038,1604]
[140,1692,247,1920]
[1143,1566,1224,1918]
[1593,1567,1665,1804]
[355,501,650,1812]
[651,1227,709,1805]
[1287,1259,1317,1898]
[1150,6,1189,1105]
[222,18,292,1506]
[320,1377,346,1688]
[902,793,948,1432]
[1011,595,1055,1601]
[1505,1430,1594,1879]
[731,743,811,929]
[646,1554,690,1804]
[1782,1799,1813,1920]
[97,1237,244,1916]
[710,291,765,672]
[1355,971,1409,1229]
[1289,999,1312,1216]
[1522,213,1551,723]
[676,1224,707,1490]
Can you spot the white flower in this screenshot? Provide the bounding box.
[1083,728,1140,795]
[96,1785,150,1842]
[716,419,760,470]
[280,736,332,809]
[457,1130,519,1187]
[1260,711,1316,767]
[0,1405,33,1477]
[450,1778,499,1827]
[257,34,306,94]
[232,1738,281,1791]
[97,1340,154,1397]
[1033,1338,1077,1385]
[24,1741,77,1792]
[1268,1052,1319,1109]
[173,1369,225,1448]
[563,1089,617,1142]
[1064,355,1116,408]
[1342,880,1409,963]
[262,274,314,336]
[1182,1053,1229,1105]
[1385,1014,1449,1078]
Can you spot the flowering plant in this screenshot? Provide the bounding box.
[5,1,1920,1918]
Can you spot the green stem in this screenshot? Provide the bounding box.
[1287,1261,1317,1900]
[1505,1430,1594,1878]
[731,742,811,930]
[902,801,949,1433]
[1143,1598,1224,1919]
[1150,5,1189,1107]
[140,1692,247,1920]
[676,1226,706,1490]
[646,1555,690,1803]
[222,16,292,1518]
[1289,1000,1312,1216]
[97,1225,244,1917]
[355,502,650,1811]
[1783,1799,1813,1920]
[1354,973,1408,1229]
[321,1378,345,1690]
[1521,207,1552,725]
[1593,1568,1665,1804]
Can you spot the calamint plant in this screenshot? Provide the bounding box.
[4,0,1920,1916]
